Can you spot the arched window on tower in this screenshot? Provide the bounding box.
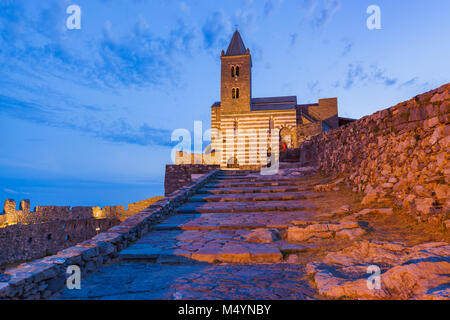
[235,88,239,99]
[232,88,236,99]
[235,66,240,77]
[231,66,235,77]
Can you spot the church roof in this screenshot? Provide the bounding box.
[225,30,247,56]
[211,96,299,110]
[251,96,297,111]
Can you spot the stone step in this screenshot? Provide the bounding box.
[214,176,303,183]
[188,191,322,203]
[216,172,256,176]
[176,200,317,214]
[154,211,316,231]
[205,180,312,189]
[118,229,308,264]
[197,185,312,195]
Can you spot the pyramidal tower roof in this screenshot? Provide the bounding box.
[225,30,247,56]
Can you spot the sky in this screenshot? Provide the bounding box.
[0,0,449,208]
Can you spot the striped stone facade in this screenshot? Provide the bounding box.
[211,108,297,169]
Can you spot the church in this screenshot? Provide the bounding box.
[178,30,354,169]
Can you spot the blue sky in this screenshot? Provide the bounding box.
[0,0,449,208]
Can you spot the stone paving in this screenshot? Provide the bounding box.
[54,262,315,300]
[53,167,450,300]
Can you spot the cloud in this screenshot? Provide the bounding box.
[342,63,397,90]
[311,0,341,31]
[88,119,173,147]
[344,64,367,89]
[399,77,419,87]
[301,0,318,16]
[296,0,340,33]
[0,3,196,89]
[290,33,298,47]
[0,3,198,150]
[88,18,196,88]
[178,2,191,15]
[263,0,284,17]
[201,11,232,50]
[3,188,31,196]
[371,65,398,87]
[341,40,353,56]
[307,80,322,95]
[0,1,26,44]
[0,94,173,147]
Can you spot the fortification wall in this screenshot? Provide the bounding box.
[164,164,220,195]
[0,196,163,267]
[299,83,450,222]
[0,218,118,267]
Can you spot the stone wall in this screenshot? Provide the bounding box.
[0,218,119,267]
[297,121,322,145]
[299,83,449,222]
[0,197,163,267]
[174,151,220,165]
[120,197,164,221]
[0,169,219,300]
[308,98,339,126]
[164,164,220,196]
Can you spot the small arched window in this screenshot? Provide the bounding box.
[235,66,239,77]
[235,88,239,99]
[232,88,236,99]
[231,66,235,77]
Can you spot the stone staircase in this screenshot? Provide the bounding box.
[119,169,323,264]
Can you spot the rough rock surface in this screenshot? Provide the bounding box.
[307,241,450,299]
[287,221,366,241]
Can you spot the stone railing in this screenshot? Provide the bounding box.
[299,83,449,222]
[0,169,220,300]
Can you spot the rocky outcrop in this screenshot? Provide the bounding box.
[341,208,394,221]
[314,178,344,191]
[307,241,450,299]
[287,221,367,241]
[244,228,281,243]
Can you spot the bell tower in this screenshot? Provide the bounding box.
[220,30,252,114]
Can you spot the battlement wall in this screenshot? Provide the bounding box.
[0,196,163,266]
[0,199,125,227]
[0,196,165,228]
